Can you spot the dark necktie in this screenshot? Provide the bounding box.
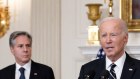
[109,63,116,79]
[19,67,25,79]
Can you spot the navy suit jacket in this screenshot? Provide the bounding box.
[0,61,55,79]
[78,53,140,79]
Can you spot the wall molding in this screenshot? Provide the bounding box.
[79,45,140,60]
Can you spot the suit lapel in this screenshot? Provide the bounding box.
[120,54,136,79]
[94,58,106,79]
[29,61,39,79]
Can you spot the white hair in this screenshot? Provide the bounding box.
[99,17,128,34]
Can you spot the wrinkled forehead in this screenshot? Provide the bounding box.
[99,20,122,31]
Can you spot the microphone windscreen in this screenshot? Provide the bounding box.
[85,70,95,79]
[100,70,110,79]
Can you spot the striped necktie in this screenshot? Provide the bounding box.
[19,67,25,79]
[109,63,116,79]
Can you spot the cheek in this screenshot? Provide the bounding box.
[28,49,32,53]
[10,48,16,55]
[11,49,21,56]
[115,39,126,48]
[99,39,105,46]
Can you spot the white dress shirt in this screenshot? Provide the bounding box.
[15,60,31,79]
[106,52,126,79]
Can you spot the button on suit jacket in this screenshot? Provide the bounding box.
[0,60,55,79]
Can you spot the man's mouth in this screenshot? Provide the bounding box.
[105,46,114,49]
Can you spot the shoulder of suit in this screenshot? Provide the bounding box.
[31,61,53,70]
[82,58,103,68]
[0,64,15,71]
[126,54,140,66]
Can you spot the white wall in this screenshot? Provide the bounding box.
[61,0,140,79]
[31,0,61,79]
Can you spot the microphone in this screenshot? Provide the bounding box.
[100,70,110,79]
[84,70,95,79]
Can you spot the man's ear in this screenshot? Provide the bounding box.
[125,34,128,41]
[124,33,128,45]
[10,46,14,54]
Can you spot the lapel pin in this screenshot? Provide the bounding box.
[34,73,38,75]
[129,68,133,71]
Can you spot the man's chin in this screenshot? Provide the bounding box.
[106,52,115,57]
[23,59,30,63]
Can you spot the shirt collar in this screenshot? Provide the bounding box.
[16,60,31,70]
[106,52,126,69]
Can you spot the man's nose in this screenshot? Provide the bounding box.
[106,35,112,43]
[23,46,28,52]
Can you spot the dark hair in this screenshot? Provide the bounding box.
[9,31,32,47]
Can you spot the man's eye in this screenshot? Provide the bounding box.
[111,34,117,36]
[26,44,31,47]
[101,34,106,37]
[18,45,23,48]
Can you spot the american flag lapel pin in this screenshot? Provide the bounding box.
[129,68,133,71]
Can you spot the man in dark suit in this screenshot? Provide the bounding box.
[0,31,55,79]
[78,17,140,79]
